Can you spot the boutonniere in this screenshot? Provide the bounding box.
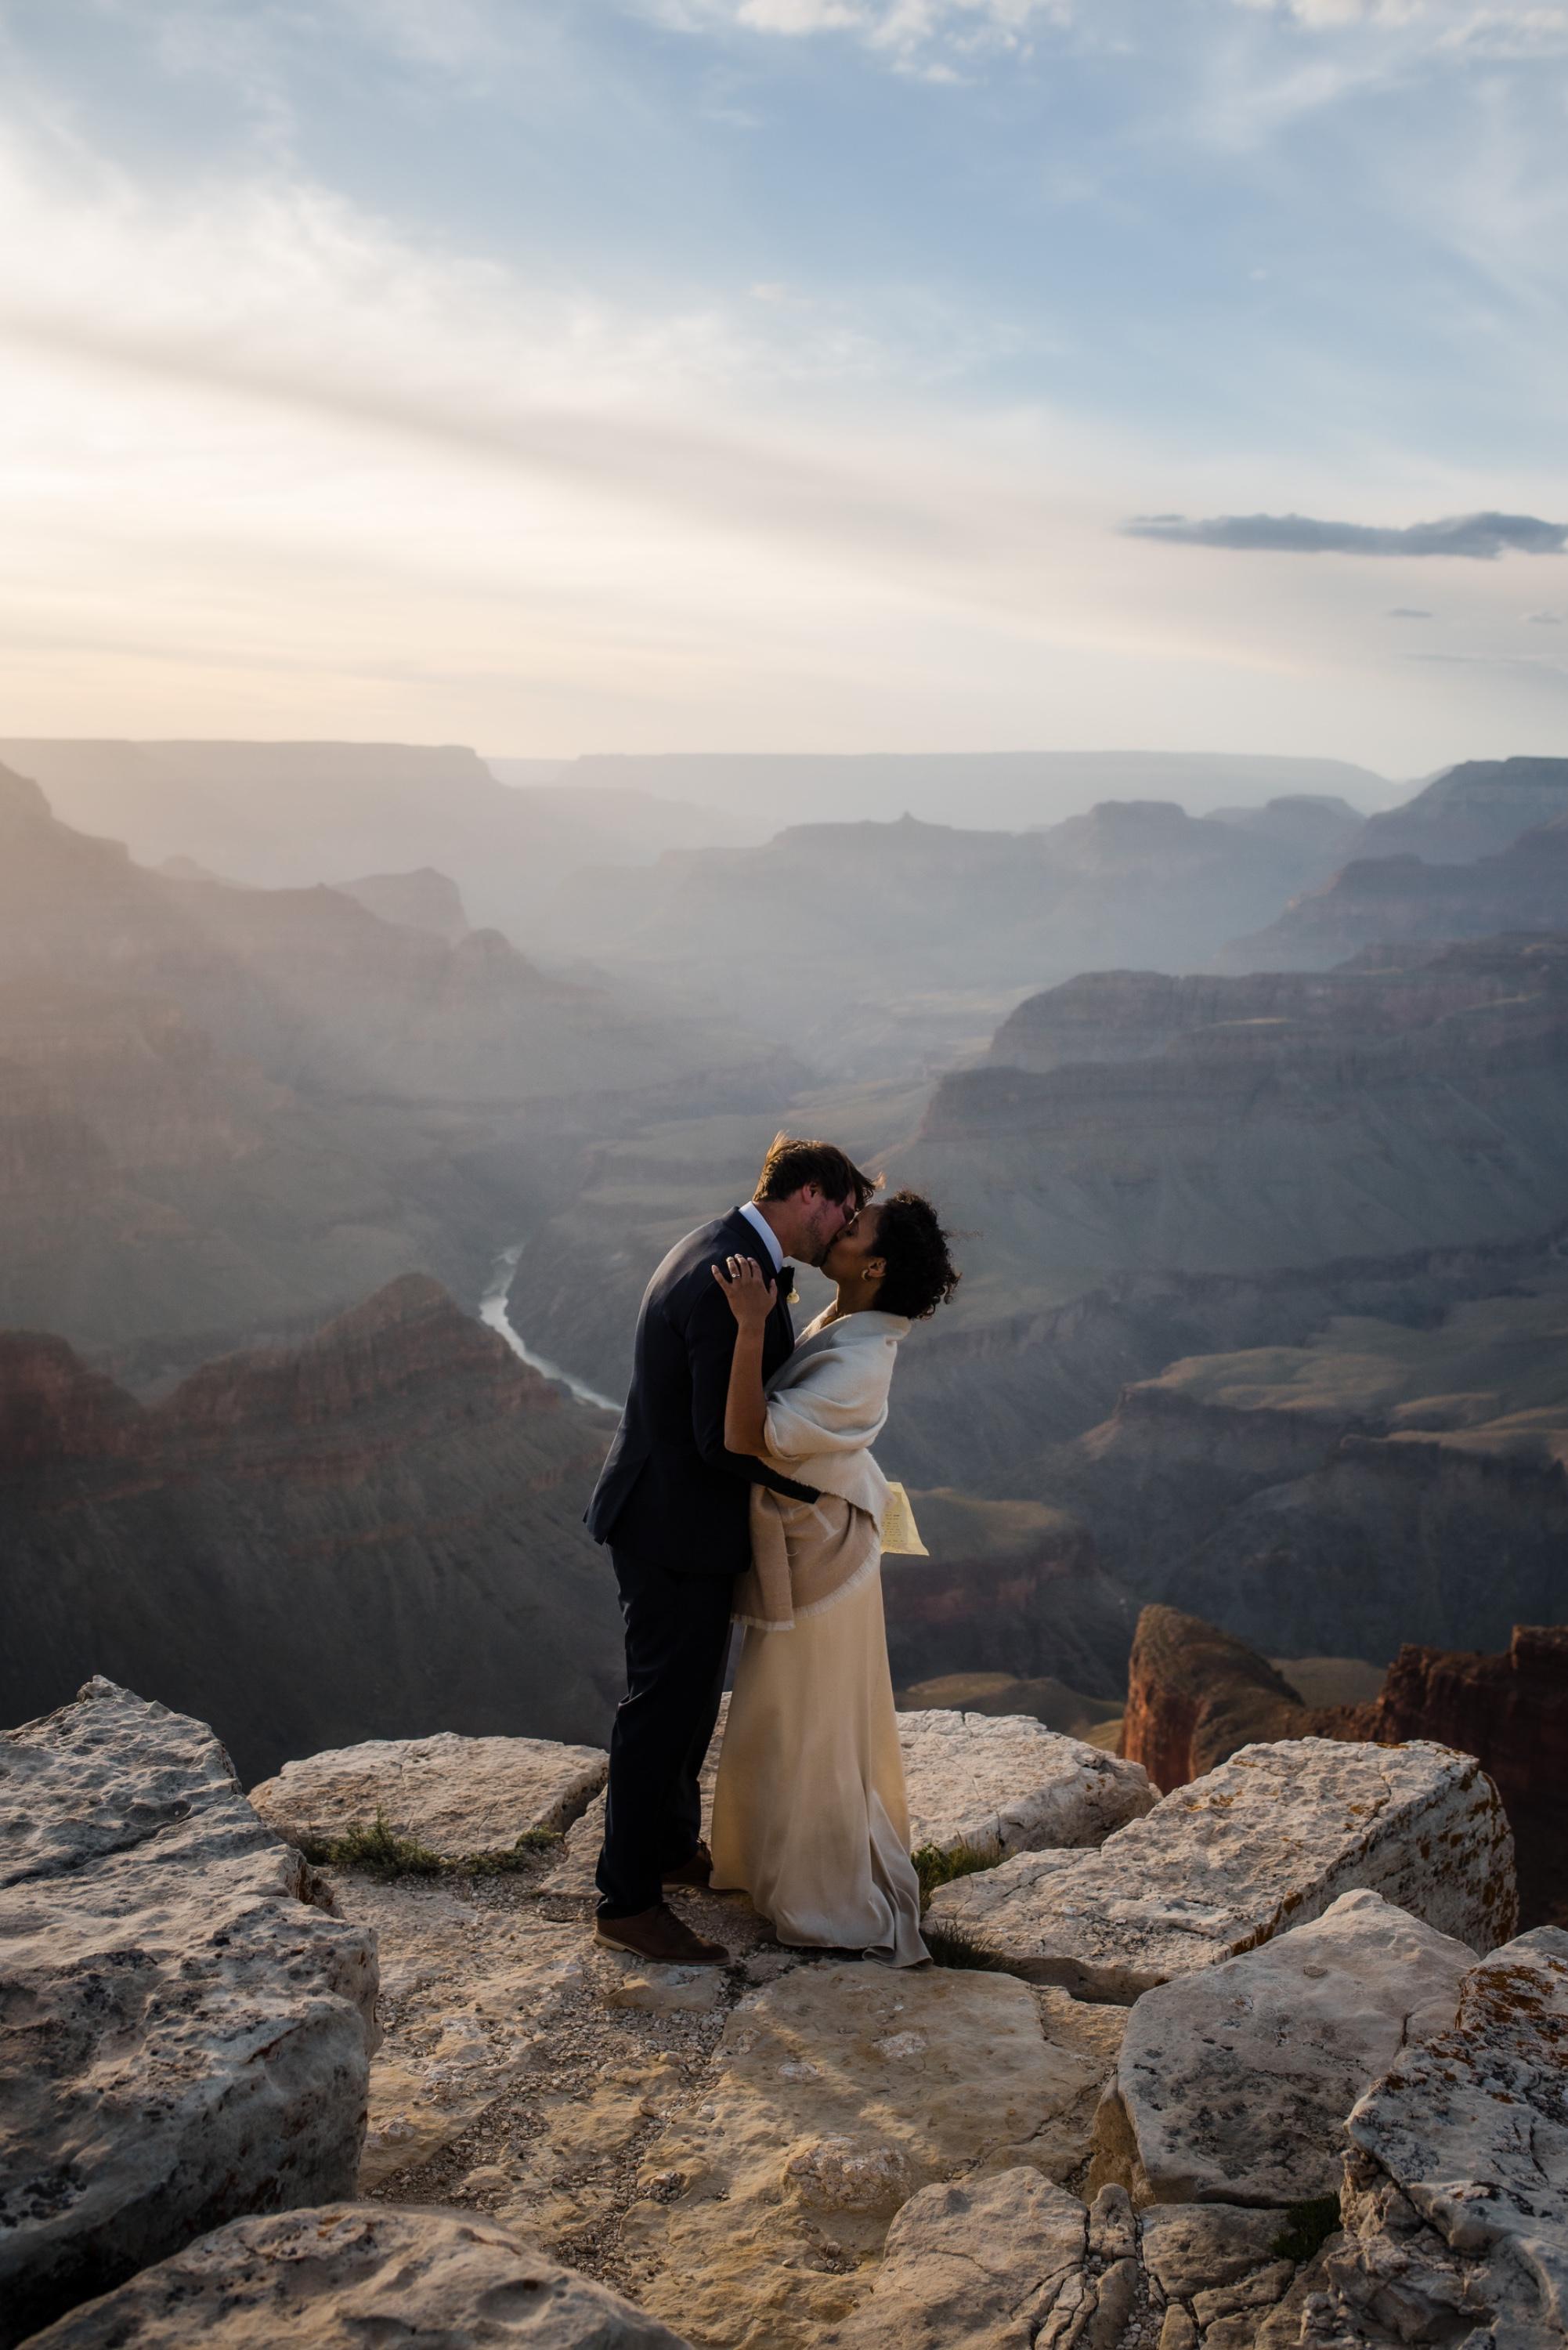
[780,1282,799,1307]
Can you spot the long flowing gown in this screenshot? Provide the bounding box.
[708,1320,928,1967]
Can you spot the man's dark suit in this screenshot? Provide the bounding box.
[586,1207,815,1917]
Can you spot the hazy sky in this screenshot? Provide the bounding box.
[2,1,1566,770]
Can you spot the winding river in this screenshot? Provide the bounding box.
[479,1242,622,1415]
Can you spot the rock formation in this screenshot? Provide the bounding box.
[1303,1925,1568,2348]
[880,1492,1136,1702]
[1118,1607,1324,1794]
[1092,1891,1476,2208]
[0,1681,379,2348]
[926,1737,1516,1999]
[0,736,742,937]
[1219,826,1568,972]
[17,2205,692,2350]
[905,942,1568,1332]
[9,1677,1559,2349]
[613,1962,1126,2348]
[1034,1234,1568,1668]
[1346,754,1568,866]
[561,747,1387,834]
[331,866,471,941]
[1365,1627,1568,1931]
[250,1731,610,1863]
[0,1278,624,1782]
[1119,1609,1568,1936]
[525,800,1362,1080]
[0,756,799,1361]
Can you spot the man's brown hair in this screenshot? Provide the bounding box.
[753,1133,876,1213]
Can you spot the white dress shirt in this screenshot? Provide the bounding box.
[736,1198,786,1273]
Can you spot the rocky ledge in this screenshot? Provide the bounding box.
[925,1735,1517,1999]
[0,1682,379,2348]
[10,1683,1562,2349]
[1306,1924,1568,2348]
[250,1731,610,1864]
[17,2204,689,2349]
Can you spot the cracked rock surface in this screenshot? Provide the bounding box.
[612,1962,1126,2350]
[1302,1923,1568,2347]
[1093,1890,1476,2207]
[818,2175,1324,2349]
[927,1738,1517,2000]
[0,1680,378,2350]
[250,1731,609,1862]
[16,2203,693,2349]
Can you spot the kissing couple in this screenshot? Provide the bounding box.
[584,1133,960,1969]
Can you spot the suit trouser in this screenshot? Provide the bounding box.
[596,1545,735,1918]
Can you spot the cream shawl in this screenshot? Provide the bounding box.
[733,1308,926,1632]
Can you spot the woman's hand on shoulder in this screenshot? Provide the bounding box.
[711,1253,776,1329]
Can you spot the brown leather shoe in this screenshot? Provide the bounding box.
[594,1903,728,1966]
[662,1840,714,1889]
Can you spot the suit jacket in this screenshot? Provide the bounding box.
[585,1208,818,1578]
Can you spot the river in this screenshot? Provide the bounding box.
[479,1242,622,1415]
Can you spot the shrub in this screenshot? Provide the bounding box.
[306,1807,443,1878]
[298,1812,562,1879]
[912,1836,1003,1907]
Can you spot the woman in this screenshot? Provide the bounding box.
[707,1190,960,1966]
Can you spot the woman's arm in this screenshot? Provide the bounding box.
[710,1253,774,1455]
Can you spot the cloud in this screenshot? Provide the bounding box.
[1124,510,1568,558]
[1387,606,1433,617]
[647,0,1075,70]
[1404,650,1568,684]
[1233,0,1568,42]
[1526,609,1564,623]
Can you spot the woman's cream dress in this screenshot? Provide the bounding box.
[709,1308,929,1967]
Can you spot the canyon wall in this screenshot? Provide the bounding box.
[1119,1605,1566,1929]
[0,1276,624,1783]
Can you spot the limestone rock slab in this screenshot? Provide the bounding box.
[544,1704,1150,1897]
[18,2203,692,2348]
[250,1730,608,1863]
[1303,1925,1568,2348]
[826,2167,1091,2348]
[0,1679,378,2350]
[894,1709,1153,1862]
[1137,2204,1289,2302]
[827,2178,1313,2349]
[1100,1890,1476,2207]
[615,1962,1126,2350]
[927,1737,1516,2001]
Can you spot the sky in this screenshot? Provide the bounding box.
[0,0,1566,773]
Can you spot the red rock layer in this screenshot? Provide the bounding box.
[1120,1605,1567,1928]
[1365,1628,1568,1930]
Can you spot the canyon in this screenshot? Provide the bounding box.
[0,756,796,1367]
[0,1276,625,1783]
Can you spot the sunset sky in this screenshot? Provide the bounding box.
[2,0,1565,771]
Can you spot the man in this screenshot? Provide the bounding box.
[586,1133,875,1964]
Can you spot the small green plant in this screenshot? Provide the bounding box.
[912,1837,1003,1907]
[1271,2193,1342,2264]
[464,1828,563,1875]
[298,1813,563,1880]
[313,1808,444,1879]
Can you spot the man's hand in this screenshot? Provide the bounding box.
[711,1253,777,1329]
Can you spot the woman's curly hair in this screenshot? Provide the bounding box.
[873,1189,961,1321]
